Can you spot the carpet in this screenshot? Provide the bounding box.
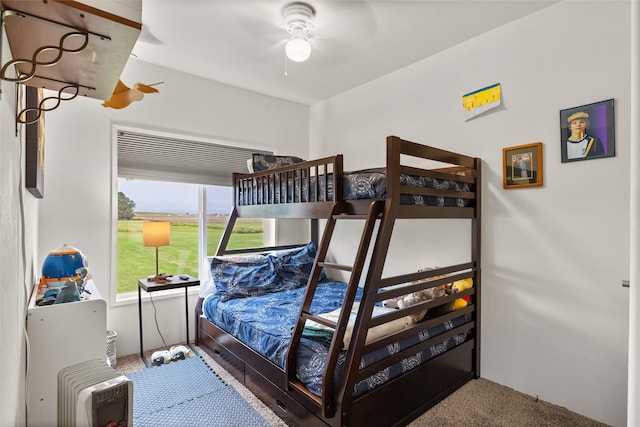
[408,378,609,427]
[118,347,607,427]
[126,356,272,427]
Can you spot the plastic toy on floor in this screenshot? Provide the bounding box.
[150,345,192,366]
[151,350,172,366]
[170,345,191,361]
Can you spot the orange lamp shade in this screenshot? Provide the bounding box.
[142,222,170,247]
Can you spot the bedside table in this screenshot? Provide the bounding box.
[137,275,199,367]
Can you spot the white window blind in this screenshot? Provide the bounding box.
[117,129,270,185]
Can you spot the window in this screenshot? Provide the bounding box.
[117,179,202,294]
[205,185,266,256]
[115,127,271,297]
[116,180,267,294]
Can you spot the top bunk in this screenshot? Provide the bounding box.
[233,135,480,219]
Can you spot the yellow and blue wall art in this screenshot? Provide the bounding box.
[462,83,501,121]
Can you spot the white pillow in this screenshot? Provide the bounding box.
[199,256,215,298]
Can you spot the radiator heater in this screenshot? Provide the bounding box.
[58,359,133,427]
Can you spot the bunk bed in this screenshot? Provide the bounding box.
[196,135,481,427]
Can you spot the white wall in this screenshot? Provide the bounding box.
[0,37,39,426]
[310,2,629,426]
[13,2,629,426]
[38,58,310,357]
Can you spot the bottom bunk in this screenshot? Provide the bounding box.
[197,312,475,427]
[195,244,478,427]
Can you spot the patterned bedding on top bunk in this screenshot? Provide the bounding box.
[201,242,470,398]
[246,155,471,206]
[345,168,470,207]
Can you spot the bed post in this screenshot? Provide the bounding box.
[473,157,482,378]
[311,218,319,247]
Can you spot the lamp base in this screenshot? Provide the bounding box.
[148,273,173,283]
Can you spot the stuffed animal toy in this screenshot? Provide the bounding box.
[382,269,474,323]
[389,267,448,324]
[397,285,447,323]
[382,266,436,309]
[446,278,473,294]
[453,297,468,310]
[382,297,400,309]
[445,278,473,311]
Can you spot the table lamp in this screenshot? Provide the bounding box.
[142,221,170,276]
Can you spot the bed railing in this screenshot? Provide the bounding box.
[312,258,477,417]
[230,136,478,220]
[233,155,343,219]
[352,264,476,375]
[386,136,478,219]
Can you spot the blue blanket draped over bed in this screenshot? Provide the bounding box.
[203,281,353,368]
[202,281,469,398]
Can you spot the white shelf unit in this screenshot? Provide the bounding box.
[26,280,107,427]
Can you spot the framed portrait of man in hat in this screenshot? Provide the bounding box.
[560,99,615,163]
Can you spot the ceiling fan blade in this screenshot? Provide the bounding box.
[314,1,377,33]
[230,3,286,41]
[288,1,378,66]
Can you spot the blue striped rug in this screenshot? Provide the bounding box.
[127,356,272,427]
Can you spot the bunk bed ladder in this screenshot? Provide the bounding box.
[286,200,386,418]
[214,207,237,256]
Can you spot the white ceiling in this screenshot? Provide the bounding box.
[131,1,556,105]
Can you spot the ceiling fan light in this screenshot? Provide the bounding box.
[286,38,311,62]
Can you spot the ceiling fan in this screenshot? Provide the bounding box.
[228,1,377,67]
[282,2,315,63]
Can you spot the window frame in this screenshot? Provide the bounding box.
[109,124,275,305]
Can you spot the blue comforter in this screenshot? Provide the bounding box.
[202,281,469,398]
[203,280,354,368]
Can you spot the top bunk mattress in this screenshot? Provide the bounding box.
[344,168,470,207]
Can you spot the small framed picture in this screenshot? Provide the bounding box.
[560,99,615,163]
[25,86,45,198]
[503,142,543,189]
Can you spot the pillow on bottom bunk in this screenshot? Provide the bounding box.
[211,242,324,301]
[210,254,278,301]
[267,241,327,286]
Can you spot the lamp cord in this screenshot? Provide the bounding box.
[148,293,167,349]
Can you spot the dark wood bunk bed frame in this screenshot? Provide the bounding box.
[196,135,481,427]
